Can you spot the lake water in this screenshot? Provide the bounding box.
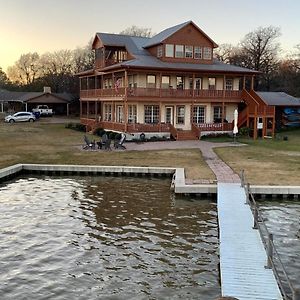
[258,199,300,292]
[0,176,220,300]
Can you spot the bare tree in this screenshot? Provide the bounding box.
[7,52,41,85]
[72,39,94,73]
[120,25,154,37]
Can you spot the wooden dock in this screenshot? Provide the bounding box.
[218,182,283,300]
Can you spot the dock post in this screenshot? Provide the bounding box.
[240,170,245,187]
[293,288,300,300]
[253,207,259,229]
[266,233,274,269]
[245,183,250,204]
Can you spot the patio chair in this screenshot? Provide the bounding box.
[114,133,126,150]
[104,137,112,151]
[97,133,108,149]
[83,135,96,150]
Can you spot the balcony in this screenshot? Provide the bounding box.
[80,88,242,100]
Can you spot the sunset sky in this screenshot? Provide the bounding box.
[0,0,299,72]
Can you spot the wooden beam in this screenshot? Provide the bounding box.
[124,70,128,132]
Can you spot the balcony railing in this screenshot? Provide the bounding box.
[80,88,242,99]
[195,122,233,131]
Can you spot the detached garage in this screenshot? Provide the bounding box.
[0,87,78,116]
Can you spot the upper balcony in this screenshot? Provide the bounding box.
[80,87,242,100]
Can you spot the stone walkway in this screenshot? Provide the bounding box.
[125,140,242,184]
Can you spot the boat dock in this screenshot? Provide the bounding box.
[218,182,283,300]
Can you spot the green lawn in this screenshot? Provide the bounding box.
[214,129,300,185]
[0,122,214,181]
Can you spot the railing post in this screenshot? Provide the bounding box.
[253,206,259,229]
[240,170,245,187]
[265,233,273,269]
[245,182,250,205]
[293,288,300,300]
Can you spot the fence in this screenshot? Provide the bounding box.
[240,170,300,300]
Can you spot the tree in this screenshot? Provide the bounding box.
[120,25,154,37]
[7,52,41,85]
[0,67,9,88]
[239,26,281,90]
[72,39,95,73]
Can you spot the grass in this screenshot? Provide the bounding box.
[214,129,300,185]
[0,122,215,181]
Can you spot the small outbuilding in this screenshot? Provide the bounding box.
[0,87,77,116]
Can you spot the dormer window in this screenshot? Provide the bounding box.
[185,46,193,58]
[175,45,184,58]
[166,44,174,57]
[203,47,212,60]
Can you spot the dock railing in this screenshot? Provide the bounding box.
[240,170,299,300]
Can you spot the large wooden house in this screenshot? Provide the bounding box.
[78,21,288,140]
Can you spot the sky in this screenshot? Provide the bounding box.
[0,0,299,72]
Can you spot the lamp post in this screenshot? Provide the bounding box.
[233,109,238,143]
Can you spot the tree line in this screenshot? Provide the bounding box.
[0,25,299,97]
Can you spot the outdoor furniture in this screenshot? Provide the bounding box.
[83,135,96,150]
[114,133,126,150]
[104,138,112,151]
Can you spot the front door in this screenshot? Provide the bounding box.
[165,106,174,125]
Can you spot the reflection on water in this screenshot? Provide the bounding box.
[0,176,220,300]
[258,199,300,290]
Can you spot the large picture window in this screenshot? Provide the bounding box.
[193,106,205,124]
[176,106,185,124]
[165,44,174,57]
[213,106,224,122]
[144,105,159,124]
[175,45,184,58]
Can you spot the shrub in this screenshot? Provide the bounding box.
[65,122,86,132]
[239,127,250,137]
[93,127,105,136]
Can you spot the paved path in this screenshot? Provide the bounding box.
[125,140,242,183]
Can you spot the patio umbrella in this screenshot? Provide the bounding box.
[233,109,238,135]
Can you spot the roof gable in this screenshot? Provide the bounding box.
[143,20,218,48]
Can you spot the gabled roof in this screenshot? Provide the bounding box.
[0,89,75,103]
[143,20,218,48]
[257,92,300,106]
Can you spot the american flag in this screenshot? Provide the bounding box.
[114,78,121,93]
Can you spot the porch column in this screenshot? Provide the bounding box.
[222,102,225,131]
[124,70,128,132]
[251,76,254,90]
[192,74,195,97]
[159,72,162,97]
[272,116,276,138]
[25,102,28,112]
[95,101,98,121]
[87,101,89,119]
[80,101,82,118]
[1,102,3,113]
[159,101,162,132]
[243,76,246,89]
[223,75,226,98]
[67,103,69,116]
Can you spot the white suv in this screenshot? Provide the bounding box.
[5,112,36,123]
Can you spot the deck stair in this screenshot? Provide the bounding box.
[175,130,199,140]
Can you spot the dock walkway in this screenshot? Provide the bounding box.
[217,183,282,299]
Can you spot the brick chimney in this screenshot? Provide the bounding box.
[43,86,51,93]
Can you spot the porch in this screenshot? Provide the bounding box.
[81,117,233,140]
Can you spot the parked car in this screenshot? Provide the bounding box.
[32,105,53,116]
[5,112,36,123]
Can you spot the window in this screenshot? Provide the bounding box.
[213,106,224,122]
[157,45,163,58]
[147,75,156,88]
[195,78,202,90]
[104,104,112,121]
[176,76,184,90]
[185,46,193,58]
[161,76,170,88]
[116,105,124,123]
[128,105,137,123]
[175,45,184,58]
[225,78,233,90]
[165,44,174,57]
[193,106,206,123]
[194,46,202,59]
[144,105,159,124]
[203,47,212,60]
[176,106,185,124]
[208,77,216,90]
